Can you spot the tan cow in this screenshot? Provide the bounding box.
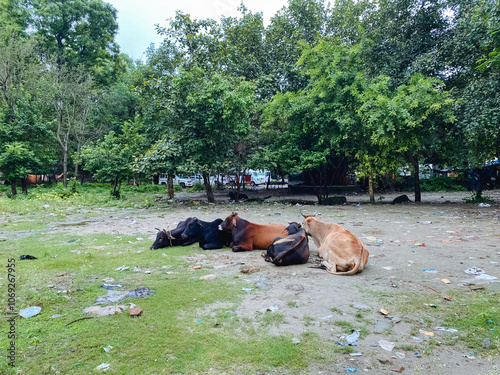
[301,215,368,275]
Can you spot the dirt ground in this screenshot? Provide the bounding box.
[49,189,500,374]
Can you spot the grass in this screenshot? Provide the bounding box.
[377,289,500,356]
[0,187,339,374]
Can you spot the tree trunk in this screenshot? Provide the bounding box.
[203,172,214,203]
[21,177,28,194]
[368,172,375,204]
[410,154,421,202]
[235,171,242,200]
[74,142,81,181]
[10,180,17,196]
[167,173,175,199]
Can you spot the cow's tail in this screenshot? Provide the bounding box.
[326,245,367,276]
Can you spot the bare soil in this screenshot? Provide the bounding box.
[50,189,500,374]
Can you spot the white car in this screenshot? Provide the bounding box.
[159,174,202,188]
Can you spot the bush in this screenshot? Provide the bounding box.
[187,183,205,192]
[420,177,467,192]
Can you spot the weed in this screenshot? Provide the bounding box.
[288,300,298,308]
[303,315,315,327]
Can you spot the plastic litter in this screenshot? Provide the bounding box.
[95,363,110,371]
[475,274,497,280]
[412,336,423,342]
[96,290,129,304]
[292,337,301,344]
[441,278,451,284]
[419,329,434,336]
[465,267,485,275]
[103,345,113,353]
[379,309,389,315]
[349,352,363,356]
[115,265,129,271]
[83,305,128,317]
[346,368,357,372]
[423,269,436,273]
[128,287,154,298]
[395,352,406,359]
[101,284,122,290]
[50,314,62,319]
[412,242,425,247]
[19,306,41,318]
[478,203,491,207]
[379,340,395,351]
[345,330,360,346]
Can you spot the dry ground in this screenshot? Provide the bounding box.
[37,189,500,374]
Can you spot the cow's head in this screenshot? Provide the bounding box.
[301,214,319,235]
[286,222,302,235]
[181,217,201,239]
[150,228,174,250]
[220,212,239,232]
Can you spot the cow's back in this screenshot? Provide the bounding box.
[249,223,287,250]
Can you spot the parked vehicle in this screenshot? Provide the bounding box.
[158,174,202,188]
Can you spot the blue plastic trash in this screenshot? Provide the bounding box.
[19,306,41,318]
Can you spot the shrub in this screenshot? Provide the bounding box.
[420,177,467,192]
[187,183,205,192]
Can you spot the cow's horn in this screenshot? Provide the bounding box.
[155,227,161,231]
[301,212,307,218]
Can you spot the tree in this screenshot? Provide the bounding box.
[132,134,182,199]
[43,63,93,186]
[0,142,39,195]
[80,131,131,197]
[166,67,255,203]
[31,0,121,83]
[0,29,55,194]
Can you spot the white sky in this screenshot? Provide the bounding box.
[106,0,289,60]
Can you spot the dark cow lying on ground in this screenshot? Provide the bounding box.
[264,222,309,266]
[228,190,249,201]
[180,217,232,250]
[150,218,196,249]
[220,212,287,252]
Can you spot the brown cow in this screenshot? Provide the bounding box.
[301,215,368,275]
[220,212,287,252]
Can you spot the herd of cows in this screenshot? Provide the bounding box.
[150,212,369,275]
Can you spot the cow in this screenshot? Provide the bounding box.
[228,190,248,201]
[180,217,232,250]
[301,215,369,275]
[150,218,196,249]
[219,212,288,252]
[264,222,310,266]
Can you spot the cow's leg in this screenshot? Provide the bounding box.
[232,244,250,252]
[201,243,223,250]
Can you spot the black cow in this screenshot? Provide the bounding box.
[181,217,232,250]
[264,222,310,266]
[228,190,248,201]
[150,218,196,250]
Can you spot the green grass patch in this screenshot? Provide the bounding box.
[376,290,500,356]
[0,204,338,374]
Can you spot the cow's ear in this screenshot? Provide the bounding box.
[232,218,237,227]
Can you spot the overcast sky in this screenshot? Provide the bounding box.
[106,0,289,60]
